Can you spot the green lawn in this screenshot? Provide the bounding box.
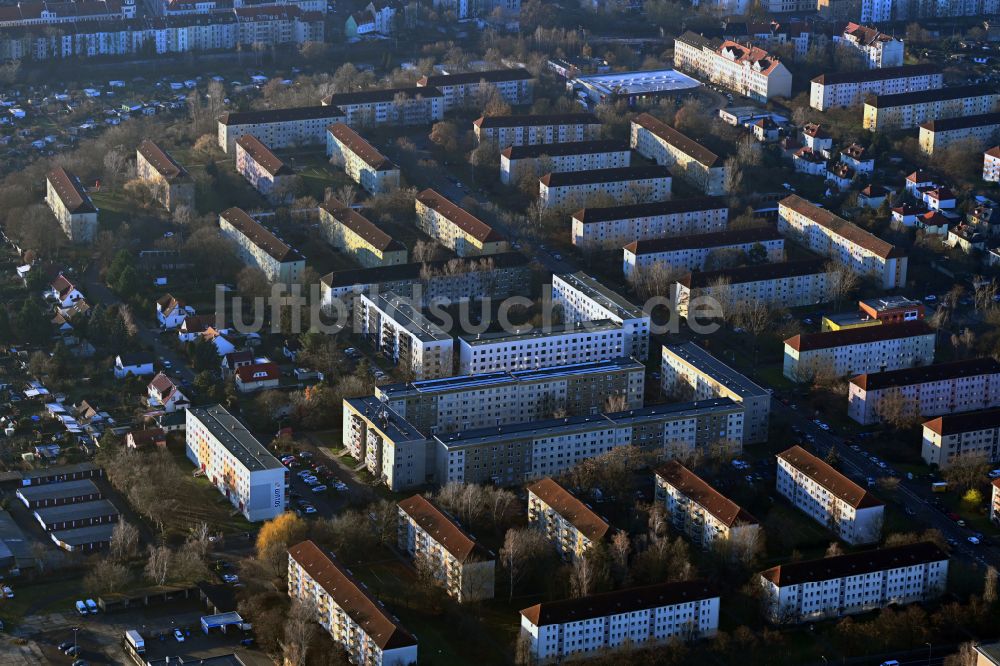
[0,577,85,627]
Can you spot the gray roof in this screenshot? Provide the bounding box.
[34,499,119,526]
[346,397,426,443]
[557,271,646,321]
[363,292,451,342]
[50,523,116,547]
[16,479,100,502]
[459,320,620,346]
[663,342,769,400]
[0,510,34,569]
[21,462,100,484]
[187,405,283,472]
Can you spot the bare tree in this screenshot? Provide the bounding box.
[109,521,140,563]
[986,565,998,604]
[734,299,772,367]
[826,263,860,309]
[335,184,357,208]
[874,390,920,429]
[281,599,317,666]
[144,545,172,586]
[500,527,552,602]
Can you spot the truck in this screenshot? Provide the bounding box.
[931,482,948,493]
[125,629,145,654]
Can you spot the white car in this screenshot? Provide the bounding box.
[222,574,239,584]
[1,586,12,598]
[969,536,981,545]
[989,469,1000,479]
[173,629,185,642]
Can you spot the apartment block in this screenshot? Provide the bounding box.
[986,146,1000,183]
[500,140,630,185]
[760,542,948,624]
[630,113,726,195]
[235,135,296,204]
[185,405,286,522]
[326,123,400,194]
[661,342,770,444]
[375,358,645,434]
[539,166,672,209]
[572,198,729,250]
[356,292,454,380]
[219,208,304,285]
[342,396,430,490]
[674,31,792,102]
[217,105,347,153]
[46,167,98,243]
[919,112,1000,156]
[520,580,720,664]
[526,477,610,562]
[318,199,407,268]
[838,23,904,69]
[783,321,935,380]
[414,189,508,257]
[810,64,942,111]
[863,86,1000,132]
[923,408,1000,469]
[474,113,601,147]
[320,86,445,126]
[993,480,1000,526]
[672,260,834,319]
[458,321,628,375]
[287,540,418,666]
[623,226,784,281]
[849,358,1000,426]
[776,445,884,544]
[416,68,534,112]
[778,195,907,289]
[397,495,495,602]
[135,140,194,211]
[552,272,651,361]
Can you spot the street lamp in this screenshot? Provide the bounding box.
[926,642,932,664]
[72,626,79,657]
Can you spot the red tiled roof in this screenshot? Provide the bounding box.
[47,167,96,214]
[779,194,904,259]
[655,461,757,527]
[236,135,293,177]
[397,494,491,563]
[138,139,190,182]
[235,362,280,383]
[415,189,504,243]
[527,478,610,542]
[784,320,932,352]
[778,445,883,509]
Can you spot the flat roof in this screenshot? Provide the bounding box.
[859,296,922,312]
[320,199,403,253]
[47,167,96,214]
[459,319,620,346]
[218,105,346,126]
[327,123,397,171]
[625,226,781,255]
[346,396,426,443]
[633,113,720,167]
[137,139,190,182]
[866,84,996,109]
[760,541,946,587]
[663,342,769,399]
[778,445,882,509]
[236,135,292,177]
[364,292,451,342]
[540,165,670,187]
[219,208,303,264]
[812,63,940,86]
[655,460,756,527]
[16,479,100,502]
[924,407,1000,436]
[556,271,646,320]
[187,405,283,472]
[34,499,119,524]
[526,477,610,542]
[573,197,728,224]
[321,252,527,288]
[22,462,100,483]
[851,357,1000,391]
[574,68,701,96]
[501,139,628,160]
[50,523,116,546]
[0,510,33,568]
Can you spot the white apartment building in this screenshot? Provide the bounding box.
[778,195,907,289]
[672,260,833,319]
[848,358,1000,426]
[217,105,347,153]
[342,397,430,491]
[320,86,445,126]
[185,405,286,522]
[526,477,610,562]
[474,113,601,147]
[986,146,1000,183]
[863,86,1000,132]
[520,580,720,664]
[661,342,770,444]
[235,134,296,204]
[326,123,401,194]
[46,167,98,243]
[674,32,792,102]
[356,292,454,380]
[287,540,418,666]
[623,226,784,281]
[919,112,1000,156]
[838,23,904,69]
[572,197,729,250]
[655,460,759,550]
[552,272,651,360]
[630,113,727,195]
[318,199,407,268]
[414,189,508,257]
[539,165,672,210]
[219,208,304,285]
[416,68,534,112]
[458,321,626,375]
[397,494,495,602]
[500,140,630,185]
[810,64,943,111]
[860,0,891,22]
[135,139,194,212]
[759,542,949,624]
[776,445,884,545]
[923,408,1000,469]
[783,321,935,381]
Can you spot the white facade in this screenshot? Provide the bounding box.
[475,114,601,147]
[985,147,1000,183]
[217,106,346,153]
[417,69,534,112]
[219,208,304,285]
[552,272,650,361]
[783,322,936,380]
[674,32,792,102]
[356,292,454,380]
[539,166,671,210]
[326,123,400,195]
[526,477,609,562]
[623,228,784,281]
[922,408,1000,469]
[458,322,626,375]
[838,23,904,69]
[919,113,1000,156]
[572,198,728,250]
[500,141,630,185]
[46,168,98,243]
[630,114,727,195]
[322,87,445,127]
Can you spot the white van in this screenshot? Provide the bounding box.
[85,599,98,614]
[75,600,87,616]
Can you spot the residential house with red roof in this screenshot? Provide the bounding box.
[234,362,280,393]
[147,372,189,413]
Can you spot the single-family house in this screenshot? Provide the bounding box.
[114,352,155,379]
[202,328,237,356]
[839,143,874,175]
[827,162,855,190]
[891,203,928,227]
[179,314,215,343]
[752,117,781,143]
[156,294,194,329]
[48,275,84,308]
[235,363,281,393]
[147,372,189,412]
[858,185,888,208]
[221,350,255,379]
[793,147,826,176]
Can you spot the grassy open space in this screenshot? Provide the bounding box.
[163,447,254,536]
[0,577,85,627]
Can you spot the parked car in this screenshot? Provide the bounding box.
[311,485,327,493]
[173,629,185,642]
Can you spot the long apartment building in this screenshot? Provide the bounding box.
[416,68,534,112]
[46,167,98,243]
[661,342,770,444]
[572,197,728,250]
[777,445,884,545]
[778,195,907,289]
[287,540,418,666]
[539,165,672,209]
[923,408,1000,469]
[552,271,651,360]
[235,135,295,203]
[848,358,1000,426]
[217,105,346,153]
[356,291,453,380]
[414,188,508,257]
[185,405,286,522]
[783,321,935,381]
[760,542,948,624]
[863,86,1000,132]
[919,112,1000,156]
[520,580,720,665]
[318,200,406,268]
[527,477,610,562]
[672,260,833,319]
[219,207,304,285]
[809,64,942,111]
[326,123,400,194]
[674,31,792,102]
[320,86,445,126]
[630,113,726,195]
[837,23,904,69]
[474,113,601,147]
[375,357,645,434]
[397,494,495,602]
[500,140,630,185]
[623,226,784,281]
[655,461,759,550]
[458,321,627,375]
[135,140,194,211]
